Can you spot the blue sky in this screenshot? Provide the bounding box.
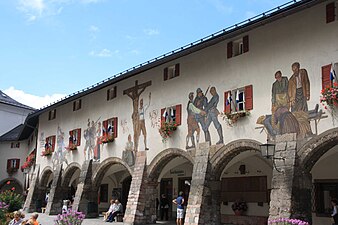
[0,0,291,108]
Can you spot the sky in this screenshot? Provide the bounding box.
[0,0,292,109]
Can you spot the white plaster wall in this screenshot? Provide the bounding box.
[0,140,29,189]
[0,103,32,136]
[36,2,338,171]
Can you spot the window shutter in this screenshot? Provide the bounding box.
[15,159,20,169]
[175,104,182,126]
[161,108,166,125]
[164,67,168,81]
[224,91,231,113]
[227,41,233,59]
[245,85,253,110]
[102,120,108,136]
[52,136,56,152]
[69,130,73,145]
[113,86,117,98]
[73,101,76,111]
[113,117,118,138]
[326,2,335,23]
[243,35,249,53]
[175,63,180,77]
[106,89,110,101]
[77,129,81,146]
[322,64,332,89]
[79,99,82,109]
[7,159,11,170]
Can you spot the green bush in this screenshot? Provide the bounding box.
[0,190,24,212]
[0,201,8,225]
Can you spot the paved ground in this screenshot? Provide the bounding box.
[36,213,176,225]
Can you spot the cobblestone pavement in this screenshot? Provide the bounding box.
[36,213,176,225]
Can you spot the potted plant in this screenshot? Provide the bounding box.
[320,82,338,116]
[65,143,77,150]
[159,121,177,142]
[41,147,53,157]
[231,200,248,216]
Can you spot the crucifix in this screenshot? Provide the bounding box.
[123,80,152,151]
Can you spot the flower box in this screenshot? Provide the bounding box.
[222,111,250,126]
[100,135,114,144]
[65,143,77,151]
[41,147,53,157]
[159,121,177,142]
[320,82,338,110]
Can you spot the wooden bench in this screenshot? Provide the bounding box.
[102,212,124,222]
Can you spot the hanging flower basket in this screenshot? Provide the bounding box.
[221,111,250,126]
[65,143,77,151]
[320,82,338,116]
[159,121,177,142]
[41,147,53,157]
[99,135,114,144]
[21,152,36,171]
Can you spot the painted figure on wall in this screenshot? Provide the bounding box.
[205,87,224,145]
[139,93,151,150]
[83,118,99,160]
[94,121,101,162]
[123,134,135,167]
[123,80,152,151]
[257,62,319,140]
[186,92,203,149]
[53,126,68,169]
[193,88,210,143]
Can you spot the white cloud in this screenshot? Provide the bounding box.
[143,28,159,36]
[89,48,117,57]
[3,86,66,109]
[208,0,233,14]
[89,25,99,32]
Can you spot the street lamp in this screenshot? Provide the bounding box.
[259,140,285,173]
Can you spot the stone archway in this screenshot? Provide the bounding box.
[296,128,338,224]
[211,139,262,179]
[61,162,81,203]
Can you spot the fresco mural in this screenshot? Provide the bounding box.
[257,62,324,140]
[186,86,223,149]
[52,126,68,169]
[149,109,160,129]
[83,118,100,160]
[120,119,129,134]
[123,80,152,151]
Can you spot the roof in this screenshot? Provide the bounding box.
[25,0,324,125]
[0,124,24,141]
[0,90,35,110]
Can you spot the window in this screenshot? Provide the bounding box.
[322,63,338,89]
[326,2,336,23]
[10,142,20,148]
[7,159,20,173]
[314,180,338,216]
[224,85,253,114]
[164,63,180,81]
[227,35,249,58]
[69,129,81,146]
[161,104,182,126]
[102,117,118,138]
[107,86,117,101]
[45,135,56,152]
[48,109,56,120]
[73,99,82,111]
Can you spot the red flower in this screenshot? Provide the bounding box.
[11,187,15,191]
[6,181,10,185]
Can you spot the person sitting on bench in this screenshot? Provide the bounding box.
[106,199,123,222]
[103,199,116,221]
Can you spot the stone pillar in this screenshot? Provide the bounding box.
[184,142,220,225]
[23,165,40,213]
[268,133,297,220]
[72,160,98,218]
[291,164,312,223]
[124,151,148,225]
[45,165,64,215]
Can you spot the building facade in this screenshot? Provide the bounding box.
[13,0,338,224]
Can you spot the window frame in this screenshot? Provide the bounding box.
[73,99,82,111]
[69,128,81,146]
[164,63,180,81]
[313,179,338,217]
[107,86,117,101]
[7,158,20,173]
[224,85,253,114]
[102,117,118,138]
[161,104,182,126]
[48,109,56,120]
